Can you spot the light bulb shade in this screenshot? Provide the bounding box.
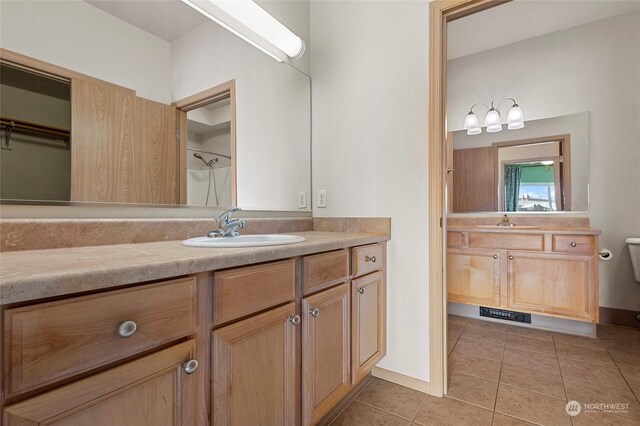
[484,109,501,128]
[182,0,305,61]
[541,160,554,166]
[486,124,502,133]
[463,112,480,130]
[507,105,524,128]
[467,127,482,135]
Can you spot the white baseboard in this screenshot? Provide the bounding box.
[371,367,431,395]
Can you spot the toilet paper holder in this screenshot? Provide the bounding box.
[598,249,613,260]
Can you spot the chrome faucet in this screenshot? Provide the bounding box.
[497,214,514,227]
[208,208,246,237]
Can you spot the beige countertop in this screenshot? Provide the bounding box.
[447,226,601,235]
[0,232,389,305]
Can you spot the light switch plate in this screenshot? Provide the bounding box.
[318,190,327,208]
[297,191,307,209]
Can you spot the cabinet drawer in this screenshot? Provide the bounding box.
[352,243,384,277]
[4,277,197,397]
[552,235,595,255]
[468,233,544,251]
[447,232,464,248]
[302,249,350,295]
[213,259,295,326]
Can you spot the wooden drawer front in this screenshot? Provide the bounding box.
[352,243,384,277]
[302,249,350,295]
[213,259,295,326]
[4,277,197,397]
[5,340,198,426]
[447,232,464,248]
[552,235,595,255]
[468,233,544,251]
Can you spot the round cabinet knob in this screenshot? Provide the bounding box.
[365,255,377,263]
[310,308,320,318]
[117,320,137,338]
[571,242,577,247]
[508,255,514,260]
[357,287,365,294]
[289,315,301,325]
[493,254,499,259]
[182,359,198,374]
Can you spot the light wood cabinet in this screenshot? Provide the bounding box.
[4,277,196,397]
[212,303,298,426]
[507,252,596,322]
[1,242,388,426]
[447,249,500,307]
[351,271,385,384]
[302,283,351,425]
[447,229,599,322]
[4,340,198,425]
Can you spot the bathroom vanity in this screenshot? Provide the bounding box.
[0,232,387,425]
[447,226,601,323]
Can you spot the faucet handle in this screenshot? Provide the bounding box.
[217,207,241,224]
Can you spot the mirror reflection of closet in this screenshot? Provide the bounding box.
[186,95,233,207]
[0,63,71,201]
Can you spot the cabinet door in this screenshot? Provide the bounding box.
[4,340,198,425]
[302,283,350,425]
[351,271,385,384]
[71,78,135,202]
[507,252,597,322]
[447,249,501,307]
[133,98,177,204]
[212,303,298,426]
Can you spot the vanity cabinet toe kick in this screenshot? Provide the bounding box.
[1,240,387,426]
[447,228,600,323]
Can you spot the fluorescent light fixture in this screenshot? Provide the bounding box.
[182,0,305,63]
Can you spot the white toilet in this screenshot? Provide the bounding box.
[627,238,640,282]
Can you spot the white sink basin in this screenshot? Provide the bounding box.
[182,234,306,248]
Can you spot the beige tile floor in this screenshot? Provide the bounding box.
[331,316,640,425]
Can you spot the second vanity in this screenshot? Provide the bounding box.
[0,231,387,425]
[447,225,601,323]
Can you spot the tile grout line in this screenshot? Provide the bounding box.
[604,342,640,405]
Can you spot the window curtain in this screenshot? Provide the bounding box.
[504,165,522,212]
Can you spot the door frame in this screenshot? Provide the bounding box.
[428,0,510,397]
[173,80,237,206]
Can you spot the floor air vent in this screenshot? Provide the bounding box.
[480,307,531,323]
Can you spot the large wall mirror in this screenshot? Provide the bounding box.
[449,112,589,213]
[446,1,640,216]
[0,0,311,212]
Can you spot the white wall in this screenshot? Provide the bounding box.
[311,1,430,381]
[447,12,640,311]
[0,0,172,104]
[172,21,311,212]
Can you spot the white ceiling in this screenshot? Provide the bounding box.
[85,0,208,42]
[448,0,640,60]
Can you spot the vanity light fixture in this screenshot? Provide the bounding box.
[463,98,525,135]
[181,0,305,63]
